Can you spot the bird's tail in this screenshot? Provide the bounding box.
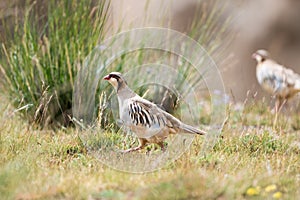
[180,123,206,135]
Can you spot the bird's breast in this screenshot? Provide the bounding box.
[256,65,267,85]
[118,100,131,123]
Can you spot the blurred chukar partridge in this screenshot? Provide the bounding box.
[103,72,206,153]
[252,49,300,112]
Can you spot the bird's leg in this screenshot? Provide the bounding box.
[273,97,286,127]
[157,141,167,152]
[278,99,287,113]
[121,138,147,153]
[273,98,280,127]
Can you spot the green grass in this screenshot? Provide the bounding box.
[1,94,299,199]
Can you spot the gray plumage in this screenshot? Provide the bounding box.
[103,72,206,152]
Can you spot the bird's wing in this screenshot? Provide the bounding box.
[132,98,206,135]
[282,67,300,90]
[260,61,300,92]
[128,98,172,128]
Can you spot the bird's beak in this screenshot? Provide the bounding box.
[251,53,257,59]
[103,75,110,80]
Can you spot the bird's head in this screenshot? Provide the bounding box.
[252,49,270,63]
[103,72,128,91]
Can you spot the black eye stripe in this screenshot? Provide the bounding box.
[110,74,120,80]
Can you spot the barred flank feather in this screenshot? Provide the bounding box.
[129,101,163,128]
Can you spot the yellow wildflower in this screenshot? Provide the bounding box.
[246,187,260,196]
[272,192,282,199]
[265,184,277,193]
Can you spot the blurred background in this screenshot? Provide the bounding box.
[1,0,300,101]
[108,0,300,101]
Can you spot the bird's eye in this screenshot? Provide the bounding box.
[110,74,120,80]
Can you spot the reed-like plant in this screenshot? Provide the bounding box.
[0,0,109,127]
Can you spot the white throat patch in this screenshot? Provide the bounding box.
[109,78,118,90]
[255,54,263,62]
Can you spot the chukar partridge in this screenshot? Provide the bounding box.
[252,49,300,112]
[103,72,206,153]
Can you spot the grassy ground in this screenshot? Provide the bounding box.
[1,93,299,200]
